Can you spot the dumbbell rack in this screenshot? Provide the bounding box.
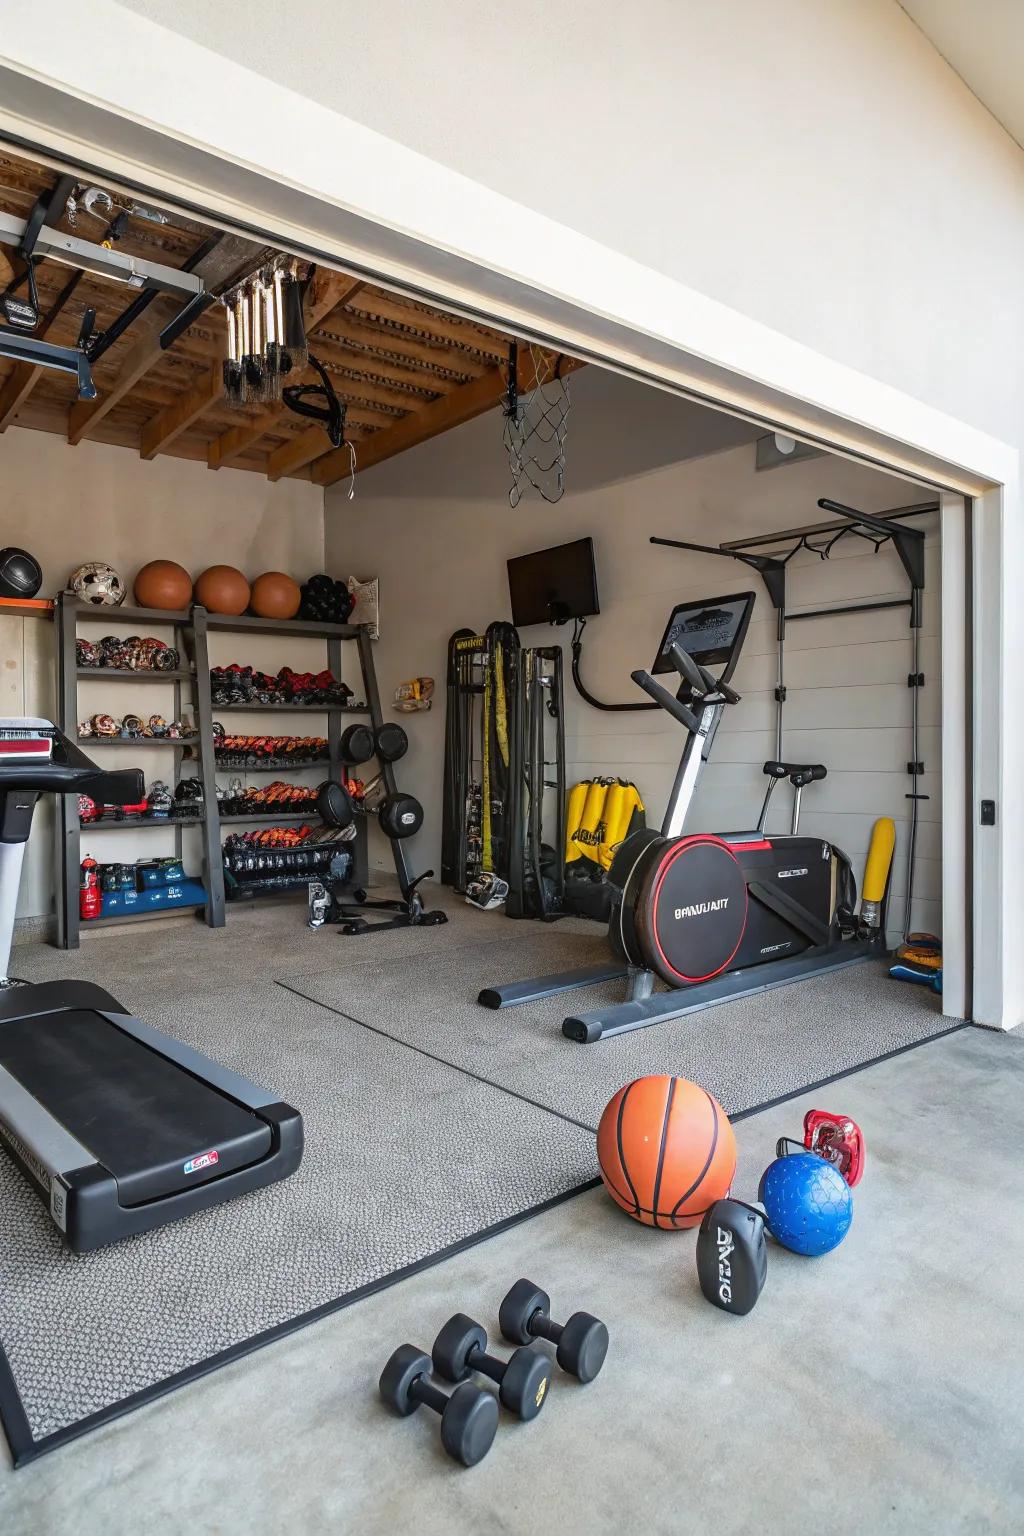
[206,610,372,912]
[54,594,379,946]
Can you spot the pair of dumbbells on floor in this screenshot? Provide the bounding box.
[379,1279,609,1467]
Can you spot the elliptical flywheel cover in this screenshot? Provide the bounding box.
[633,834,748,986]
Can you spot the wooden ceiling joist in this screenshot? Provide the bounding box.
[348,291,511,362]
[312,366,507,486]
[312,352,585,487]
[313,317,491,380]
[140,363,223,460]
[0,146,581,482]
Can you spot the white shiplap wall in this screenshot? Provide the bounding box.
[326,369,941,943]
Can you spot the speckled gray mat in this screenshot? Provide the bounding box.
[0,980,596,1452]
[281,928,951,1129]
[0,898,952,1459]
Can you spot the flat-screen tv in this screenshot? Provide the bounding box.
[507,537,600,628]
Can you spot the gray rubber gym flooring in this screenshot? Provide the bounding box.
[0,890,951,1459]
[5,1027,1020,1536]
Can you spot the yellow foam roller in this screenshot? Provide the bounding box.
[861,816,895,931]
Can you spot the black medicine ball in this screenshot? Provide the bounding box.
[0,547,42,599]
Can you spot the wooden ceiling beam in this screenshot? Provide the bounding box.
[139,363,224,460]
[311,366,506,486]
[313,315,489,378]
[309,337,458,396]
[206,271,363,470]
[349,290,510,362]
[311,352,584,487]
[265,401,406,482]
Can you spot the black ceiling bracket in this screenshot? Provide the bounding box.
[817,498,926,595]
[649,536,788,611]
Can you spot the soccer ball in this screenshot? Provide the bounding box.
[69,562,126,607]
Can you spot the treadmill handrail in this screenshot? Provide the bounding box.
[0,719,143,801]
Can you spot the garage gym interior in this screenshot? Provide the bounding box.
[0,142,997,1513]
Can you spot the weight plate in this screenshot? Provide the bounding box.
[340,723,375,765]
[316,779,355,829]
[375,722,409,763]
[378,792,424,839]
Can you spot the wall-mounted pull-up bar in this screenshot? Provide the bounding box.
[651,496,936,940]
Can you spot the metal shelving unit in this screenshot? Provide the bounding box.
[208,611,370,907]
[55,593,376,943]
[56,591,223,945]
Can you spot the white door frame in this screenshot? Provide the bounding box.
[0,6,1018,1026]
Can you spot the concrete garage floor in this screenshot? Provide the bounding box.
[2,1018,1022,1535]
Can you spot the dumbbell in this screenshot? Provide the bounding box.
[498,1279,608,1384]
[696,1198,768,1316]
[378,1344,499,1467]
[316,776,424,841]
[432,1313,551,1422]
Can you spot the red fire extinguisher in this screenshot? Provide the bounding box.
[80,856,101,922]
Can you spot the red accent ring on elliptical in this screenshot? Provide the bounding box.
[644,834,749,985]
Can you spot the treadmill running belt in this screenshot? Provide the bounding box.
[0,1010,271,1205]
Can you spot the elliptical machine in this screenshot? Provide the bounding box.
[479,592,889,1042]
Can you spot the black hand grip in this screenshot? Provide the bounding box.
[668,642,741,706]
[667,640,707,695]
[630,670,700,733]
[763,759,827,785]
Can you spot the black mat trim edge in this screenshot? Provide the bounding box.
[0,1177,599,1470]
[0,1016,968,1470]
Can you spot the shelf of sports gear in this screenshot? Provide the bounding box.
[54,592,384,943]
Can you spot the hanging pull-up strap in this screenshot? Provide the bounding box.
[1,255,40,331]
[283,354,346,447]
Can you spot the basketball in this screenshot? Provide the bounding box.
[250,570,301,619]
[195,565,250,615]
[597,1075,736,1229]
[134,559,193,610]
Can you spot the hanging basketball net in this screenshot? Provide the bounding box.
[503,342,571,506]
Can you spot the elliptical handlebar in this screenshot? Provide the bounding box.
[666,642,741,706]
[629,671,701,734]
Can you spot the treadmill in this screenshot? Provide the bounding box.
[0,719,303,1252]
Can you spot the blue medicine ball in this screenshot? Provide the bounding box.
[758,1152,853,1256]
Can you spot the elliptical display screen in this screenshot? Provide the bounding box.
[652,591,756,677]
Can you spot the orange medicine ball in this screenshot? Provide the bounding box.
[597,1075,736,1229]
[134,559,193,610]
[194,565,251,616]
[250,571,301,620]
